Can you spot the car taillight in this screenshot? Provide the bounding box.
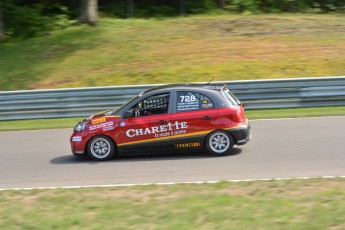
[234,110,242,123]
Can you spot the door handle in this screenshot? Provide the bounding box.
[157,120,168,124]
[201,116,213,120]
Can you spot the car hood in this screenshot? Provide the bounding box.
[83,110,115,121]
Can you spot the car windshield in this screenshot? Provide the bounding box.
[222,88,241,106]
[111,95,140,114]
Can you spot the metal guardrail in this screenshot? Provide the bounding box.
[1,76,345,120]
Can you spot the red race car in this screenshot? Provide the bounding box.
[70,84,251,161]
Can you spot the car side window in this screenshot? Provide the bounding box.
[176,91,214,112]
[130,92,170,117]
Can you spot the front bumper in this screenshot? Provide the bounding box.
[230,121,251,145]
[70,132,89,156]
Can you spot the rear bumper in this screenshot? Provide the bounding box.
[229,121,251,145]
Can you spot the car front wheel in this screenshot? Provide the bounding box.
[87,135,115,161]
[206,130,233,156]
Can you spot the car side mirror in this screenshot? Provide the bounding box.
[123,110,134,119]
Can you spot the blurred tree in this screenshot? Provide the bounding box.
[79,0,98,25]
[180,0,186,15]
[127,0,133,18]
[0,0,4,41]
[218,0,226,9]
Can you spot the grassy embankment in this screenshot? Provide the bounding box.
[0,178,344,229]
[0,14,345,90]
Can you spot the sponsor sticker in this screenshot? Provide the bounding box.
[72,136,82,142]
[202,100,208,104]
[125,121,188,138]
[201,103,213,109]
[103,126,115,131]
[120,122,126,127]
[175,142,200,148]
[92,117,106,125]
[89,121,114,131]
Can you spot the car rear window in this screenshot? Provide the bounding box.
[222,89,241,106]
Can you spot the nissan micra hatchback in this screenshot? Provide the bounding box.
[70,84,251,161]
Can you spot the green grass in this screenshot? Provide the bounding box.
[0,178,344,229]
[1,106,344,131]
[245,106,345,119]
[0,117,83,132]
[1,14,345,91]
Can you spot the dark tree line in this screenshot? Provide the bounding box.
[1,0,345,41]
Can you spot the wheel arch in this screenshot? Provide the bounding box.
[85,134,118,154]
[204,129,237,147]
[225,130,238,145]
[205,129,234,156]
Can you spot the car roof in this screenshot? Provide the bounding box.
[142,83,226,95]
[113,83,235,116]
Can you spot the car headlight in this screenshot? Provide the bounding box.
[74,122,86,132]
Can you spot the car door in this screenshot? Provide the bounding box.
[170,90,218,150]
[117,91,173,153]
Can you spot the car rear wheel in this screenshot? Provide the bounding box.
[87,135,115,161]
[206,130,233,156]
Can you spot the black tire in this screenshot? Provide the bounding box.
[87,135,115,161]
[206,130,234,156]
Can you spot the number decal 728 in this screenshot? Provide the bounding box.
[180,95,196,103]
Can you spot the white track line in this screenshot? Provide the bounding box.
[1,176,344,191]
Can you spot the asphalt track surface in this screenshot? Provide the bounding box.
[1,116,345,190]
